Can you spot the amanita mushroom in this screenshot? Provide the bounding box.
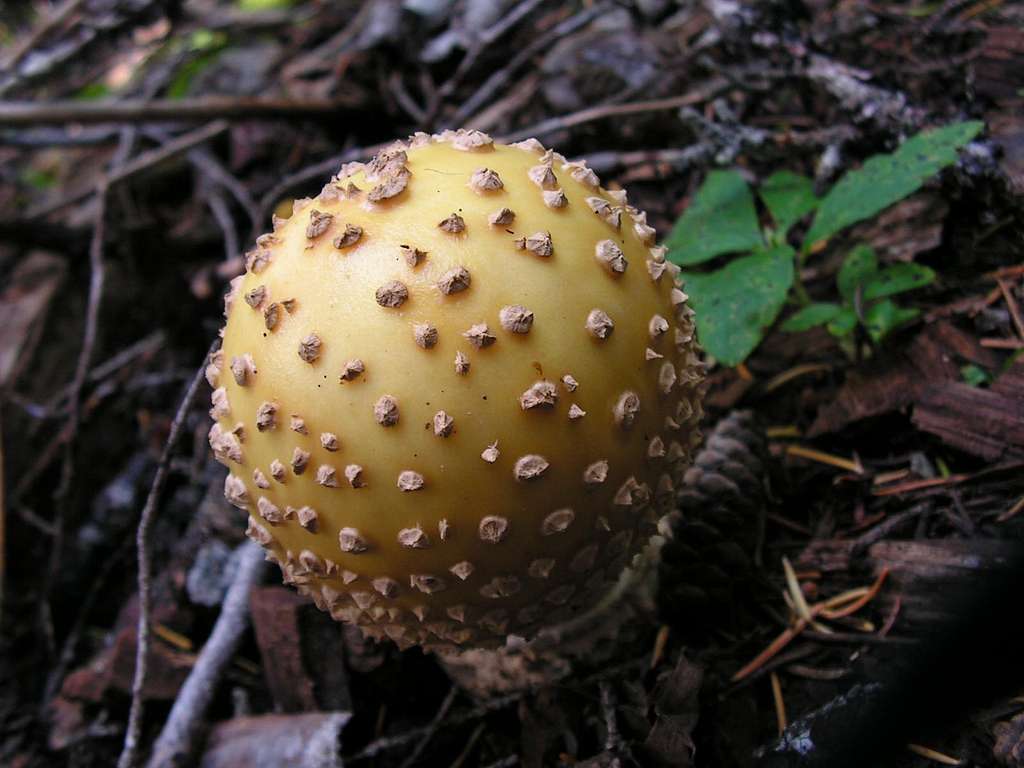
[208,129,704,652]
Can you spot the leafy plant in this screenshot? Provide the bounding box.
[665,121,982,366]
[780,244,934,343]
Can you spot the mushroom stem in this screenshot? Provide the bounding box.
[439,541,661,697]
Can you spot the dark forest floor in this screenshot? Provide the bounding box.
[1,1,1023,767]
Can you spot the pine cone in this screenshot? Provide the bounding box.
[658,411,771,635]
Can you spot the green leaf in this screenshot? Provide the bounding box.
[20,167,58,190]
[803,121,983,251]
[827,308,858,337]
[75,82,111,101]
[681,245,795,366]
[236,0,294,8]
[862,263,936,300]
[760,170,818,236]
[837,245,878,300]
[666,170,763,266]
[781,303,842,332]
[864,300,920,342]
[960,364,991,387]
[189,29,227,50]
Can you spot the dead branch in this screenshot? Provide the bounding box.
[141,541,268,768]
[397,685,457,768]
[424,0,547,125]
[116,342,218,768]
[0,97,352,127]
[25,120,229,220]
[453,3,610,126]
[0,0,86,72]
[38,180,108,661]
[498,80,731,144]
[345,692,521,763]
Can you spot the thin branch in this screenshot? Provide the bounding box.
[346,693,521,764]
[117,341,218,768]
[0,0,85,71]
[26,120,230,220]
[43,529,134,704]
[496,80,731,144]
[39,180,108,659]
[599,681,622,753]
[389,71,427,124]
[142,541,268,768]
[204,190,240,265]
[142,126,260,231]
[398,685,458,768]
[451,3,609,126]
[0,125,123,148]
[852,502,932,554]
[0,97,352,127]
[423,0,546,125]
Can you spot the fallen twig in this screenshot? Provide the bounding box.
[142,541,268,768]
[852,503,931,553]
[997,495,1024,523]
[599,680,622,753]
[346,692,522,763]
[998,278,1024,342]
[397,685,457,768]
[0,97,350,127]
[0,0,85,72]
[424,0,547,126]
[497,80,730,145]
[142,126,260,232]
[733,568,891,682]
[452,3,609,126]
[25,120,230,220]
[38,180,108,661]
[116,341,218,768]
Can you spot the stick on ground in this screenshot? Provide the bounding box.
[144,541,268,768]
[116,343,217,768]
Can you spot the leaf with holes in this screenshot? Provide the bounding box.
[760,171,818,237]
[682,245,794,366]
[666,170,763,266]
[803,121,983,251]
[863,263,936,300]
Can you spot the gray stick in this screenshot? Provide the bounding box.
[144,541,268,768]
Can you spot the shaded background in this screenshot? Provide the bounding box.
[1,1,1023,766]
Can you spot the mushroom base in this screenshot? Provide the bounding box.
[436,539,662,698]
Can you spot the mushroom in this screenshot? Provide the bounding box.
[208,129,704,652]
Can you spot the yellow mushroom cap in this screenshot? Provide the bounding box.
[208,129,705,652]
